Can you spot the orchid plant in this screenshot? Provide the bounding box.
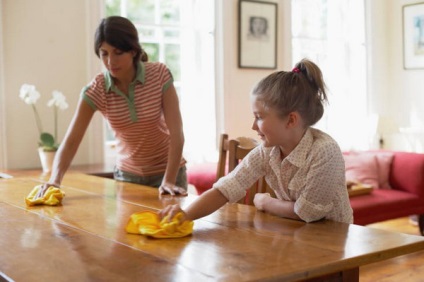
[19,84,69,152]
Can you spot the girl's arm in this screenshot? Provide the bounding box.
[253,193,301,220]
[160,83,185,195]
[159,188,228,221]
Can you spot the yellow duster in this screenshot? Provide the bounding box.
[126,211,193,238]
[25,185,65,206]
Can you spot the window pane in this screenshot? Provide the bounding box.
[105,0,121,15]
[138,27,156,40]
[164,29,180,40]
[164,44,180,81]
[127,0,155,24]
[291,0,367,150]
[143,43,159,62]
[292,0,327,39]
[292,38,326,63]
[160,0,180,25]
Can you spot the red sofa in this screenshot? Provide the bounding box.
[187,151,424,235]
[349,151,424,234]
[187,162,217,195]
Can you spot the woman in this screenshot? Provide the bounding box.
[36,16,187,198]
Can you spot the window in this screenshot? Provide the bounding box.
[292,0,370,150]
[104,0,216,164]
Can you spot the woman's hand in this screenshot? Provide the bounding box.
[253,193,271,211]
[159,182,188,196]
[158,204,187,222]
[34,183,60,199]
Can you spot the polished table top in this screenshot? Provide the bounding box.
[1,170,424,281]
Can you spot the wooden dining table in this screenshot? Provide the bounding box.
[1,169,424,282]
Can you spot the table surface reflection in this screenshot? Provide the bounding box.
[1,170,424,282]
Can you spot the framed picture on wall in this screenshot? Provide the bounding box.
[238,0,277,69]
[403,2,424,69]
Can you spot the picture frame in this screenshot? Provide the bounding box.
[238,0,277,69]
[403,2,424,69]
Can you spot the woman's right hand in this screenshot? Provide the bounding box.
[158,204,187,222]
[34,183,60,199]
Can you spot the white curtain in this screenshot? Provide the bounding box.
[180,0,217,164]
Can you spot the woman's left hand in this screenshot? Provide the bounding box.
[159,182,188,196]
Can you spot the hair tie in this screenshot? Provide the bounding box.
[292,67,301,73]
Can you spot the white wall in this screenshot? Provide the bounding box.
[371,0,424,151]
[217,0,291,140]
[0,0,6,168]
[1,0,103,169]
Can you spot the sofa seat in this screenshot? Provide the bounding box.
[350,189,423,225]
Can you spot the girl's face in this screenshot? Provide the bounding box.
[99,42,135,80]
[251,96,289,147]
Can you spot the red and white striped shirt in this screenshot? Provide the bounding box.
[82,62,185,176]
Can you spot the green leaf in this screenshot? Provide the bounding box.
[39,132,55,148]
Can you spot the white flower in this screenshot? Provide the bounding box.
[19,83,68,150]
[19,84,40,105]
[47,90,69,110]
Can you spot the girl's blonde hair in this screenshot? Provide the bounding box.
[252,59,327,126]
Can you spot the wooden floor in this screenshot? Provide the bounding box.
[360,217,424,281]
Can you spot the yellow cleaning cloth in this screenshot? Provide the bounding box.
[126,211,193,238]
[25,185,65,206]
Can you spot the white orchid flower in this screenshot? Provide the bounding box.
[19,84,40,105]
[47,90,69,110]
[19,84,68,151]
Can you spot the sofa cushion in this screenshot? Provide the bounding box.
[344,153,379,189]
[373,152,394,189]
[343,151,394,189]
[390,151,424,197]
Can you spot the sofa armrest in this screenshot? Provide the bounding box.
[390,152,424,197]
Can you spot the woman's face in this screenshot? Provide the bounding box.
[99,42,135,80]
[251,96,288,147]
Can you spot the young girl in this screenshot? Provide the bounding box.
[35,16,187,198]
[160,59,353,224]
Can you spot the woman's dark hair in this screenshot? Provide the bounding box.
[94,16,148,64]
[251,58,328,127]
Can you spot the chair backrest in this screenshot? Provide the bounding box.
[218,134,274,205]
[216,133,229,180]
[216,134,259,180]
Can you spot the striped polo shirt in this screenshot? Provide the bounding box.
[82,61,185,176]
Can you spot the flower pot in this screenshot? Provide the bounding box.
[38,148,56,173]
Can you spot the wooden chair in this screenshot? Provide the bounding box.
[216,133,229,180]
[216,133,274,205]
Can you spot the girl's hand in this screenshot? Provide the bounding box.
[159,182,188,196]
[253,193,271,211]
[158,204,187,222]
